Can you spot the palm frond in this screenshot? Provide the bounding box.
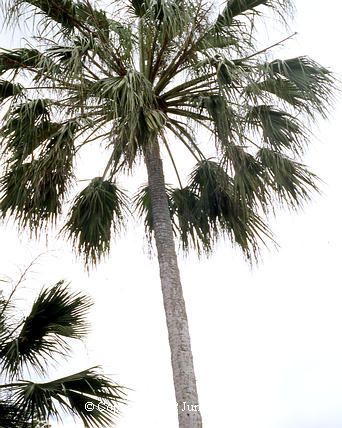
[264,56,335,117]
[9,0,79,31]
[3,368,126,427]
[0,281,92,378]
[223,145,270,208]
[63,178,127,265]
[0,48,44,74]
[246,105,307,154]
[90,71,154,116]
[215,0,291,29]
[170,187,211,253]
[189,160,273,259]
[0,120,76,232]
[200,95,234,143]
[135,161,273,259]
[7,0,112,40]
[257,147,319,207]
[0,80,24,102]
[1,98,52,160]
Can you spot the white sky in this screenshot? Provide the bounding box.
[1,1,342,427]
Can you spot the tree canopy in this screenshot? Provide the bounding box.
[0,0,335,264]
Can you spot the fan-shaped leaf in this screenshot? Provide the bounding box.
[189,160,272,259]
[63,178,127,265]
[267,56,335,116]
[257,147,319,206]
[0,120,76,232]
[4,368,126,427]
[247,105,307,154]
[0,281,91,378]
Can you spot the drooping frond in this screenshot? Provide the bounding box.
[255,56,335,117]
[135,161,273,259]
[0,118,76,232]
[196,0,292,55]
[7,0,111,36]
[226,146,270,208]
[257,147,319,207]
[63,178,127,265]
[0,281,92,378]
[200,95,234,144]
[0,48,44,74]
[0,80,24,102]
[188,160,273,258]
[3,368,126,427]
[170,187,211,253]
[215,0,268,29]
[246,105,308,154]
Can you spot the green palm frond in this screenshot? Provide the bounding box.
[63,178,127,265]
[8,0,111,38]
[3,368,126,427]
[215,0,291,29]
[226,146,270,208]
[0,81,23,102]
[9,0,78,31]
[262,56,335,117]
[215,0,268,29]
[0,274,127,427]
[170,187,211,253]
[0,281,92,378]
[0,48,43,74]
[257,147,319,206]
[246,105,307,154]
[200,95,233,143]
[0,98,52,158]
[0,119,76,232]
[136,161,273,259]
[189,160,273,258]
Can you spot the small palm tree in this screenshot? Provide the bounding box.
[0,1,336,427]
[0,276,126,427]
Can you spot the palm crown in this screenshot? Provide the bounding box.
[0,0,334,263]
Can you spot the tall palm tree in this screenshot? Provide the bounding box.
[0,277,126,427]
[0,0,335,427]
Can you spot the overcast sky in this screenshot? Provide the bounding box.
[1,1,342,428]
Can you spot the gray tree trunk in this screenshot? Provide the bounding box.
[145,140,202,428]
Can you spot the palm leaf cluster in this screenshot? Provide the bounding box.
[0,281,126,427]
[63,177,127,264]
[0,0,336,263]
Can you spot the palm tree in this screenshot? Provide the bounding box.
[0,274,126,427]
[0,0,336,427]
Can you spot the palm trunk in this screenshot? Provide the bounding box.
[145,140,202,428]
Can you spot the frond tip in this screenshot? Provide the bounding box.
[63,177,127,266]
